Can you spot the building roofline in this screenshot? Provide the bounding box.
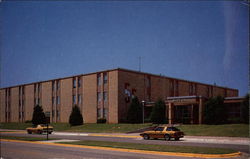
[0,67,238,91]
[116,68,238,91]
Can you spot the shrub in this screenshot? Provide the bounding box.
[150,99,167,124]
[127,97,143,123]
[32,105,46,126]
[69,105,83,126]
[204,96,227,124]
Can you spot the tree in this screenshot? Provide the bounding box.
[241,94,249,124]
[204,96,226,124]
[150,99,166,124]
[32,105,46,126]
[127,97,143,123]
[69,105,83,126]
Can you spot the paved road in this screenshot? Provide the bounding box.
[1,132,249,153]
[1,140,198,159]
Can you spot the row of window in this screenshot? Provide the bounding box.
[73,77,82,88]
[97,92,108,102]
[97,73,108,86]
[52,80,60,91]
[73,94,82,105]
[97,108,108,118]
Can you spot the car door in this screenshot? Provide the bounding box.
[154,127,164,138]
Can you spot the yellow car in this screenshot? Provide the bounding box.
[26,124,53,134]
[140,126,184,141]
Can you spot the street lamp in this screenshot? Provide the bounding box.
[141,100,145,124]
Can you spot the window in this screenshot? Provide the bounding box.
[97,74,101,85]
[78,94,81,104]
[103,92,108,102]
[103,108,108,119]
[56,110,60,118]
[56,96,60,104]
[52,81,55,91]
[78,77,81,87]
[97,92,102,102]
[38,98,40,105]
[73,95,76,104]
[103,73,108,84]
[38,83,41,92]
[155,127,164,131]
[57,81,60,90]
[22,86,25,95]
[52,97,55,105]
[73,78,76,88]
[97,108,101,118]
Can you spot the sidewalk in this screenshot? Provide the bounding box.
[53,131,250,146]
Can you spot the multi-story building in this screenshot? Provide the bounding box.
[0,68,240,124]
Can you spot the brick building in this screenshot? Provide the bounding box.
[0,68,239,124]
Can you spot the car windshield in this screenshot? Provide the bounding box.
[154,127,164,131]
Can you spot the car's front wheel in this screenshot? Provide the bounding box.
[164,134,170,141]
[143,134,150,140]
[27,130,32,134]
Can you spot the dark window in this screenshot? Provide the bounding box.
[97,74,101,85]
[97,92,102,102]
[155,127,164,131]
[56,96,60,104]
[52,81,55,91]
[78,94,81,104]
[78,77,81,87]
[103,108,108,119]
[57,81,60,90]
[73,78,76,88]
[97,108,101,118]
[103,92,108,102]
[22,86,25,95]
[103,73,108,84]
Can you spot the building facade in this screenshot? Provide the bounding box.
[0,68,239,124]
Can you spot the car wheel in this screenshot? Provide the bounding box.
[48,132,52,134]
[164,134,170,141]
[175,137,180,141]
[143,134,150,140]
[27,130,32,134]
[38,130,42,134]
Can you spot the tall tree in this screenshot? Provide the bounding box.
[204,96,226,124]
[69,105,83,126]
[32,105,46,126]
[127,97,143,123]
[150,99,166,124]
[241,94,249,124]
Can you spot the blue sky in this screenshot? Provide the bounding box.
[0,1,249,96]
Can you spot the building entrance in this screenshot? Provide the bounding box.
[174,105,191,124]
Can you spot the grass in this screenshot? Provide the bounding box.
[1,123,249,137]
[59,140,237,154]
[177,124,249,137]
[1,135,56,141]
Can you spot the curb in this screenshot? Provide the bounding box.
[1,139,242,158]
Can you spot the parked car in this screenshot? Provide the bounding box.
[26,124,53,134]
[140,126,184,141]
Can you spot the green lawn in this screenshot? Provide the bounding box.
[1,123,249,137]
[177,124,249,137]
[60,140,237,154]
